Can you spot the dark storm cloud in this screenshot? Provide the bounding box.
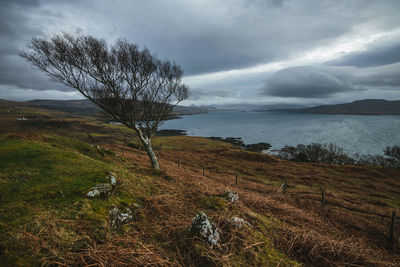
[262,67,352,98]
[0,0,73,92]
[328,41,400,68]
[1,0,400,102]
[262,63,400,98]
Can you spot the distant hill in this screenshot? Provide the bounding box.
[284,99,400,115]
[23,99,213,117]
[26,99,99,114]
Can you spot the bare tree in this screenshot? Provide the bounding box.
[20,33,189,169]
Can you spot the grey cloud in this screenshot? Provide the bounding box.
[0,0,71,92]
[262,63,400,98]
[352,62,400,87]
[1,0,400,102]
[36,0,400,75]
[189,89,233,100]
[328,41,400,68]
[262,67,351,98]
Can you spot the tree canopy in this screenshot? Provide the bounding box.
[20,33,189,169]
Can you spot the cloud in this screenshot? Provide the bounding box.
[0,85,82,101]
[262,63,400,98]
[1,0,400,104]
[328,40,400,68]
[262,67,351,98]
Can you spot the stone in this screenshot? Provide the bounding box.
[223,190,239,203]
[229,217,251,228]
[109,206,133,229]
[86,183,113,198]
[189,211,220,247]
[106,175,117,186]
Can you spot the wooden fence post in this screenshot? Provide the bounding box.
[138,147,141,158]
[203,166,205,176]
[178,157,181,168]
[322,189,326,208]
[158,151,161,159]
[282,178,287,195]
[390,211,396,242]
[235,171,238,185]
[277,178,287,194]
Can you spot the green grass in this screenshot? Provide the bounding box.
[0,133,164,265]
[0,136,110,223]
[0,136,120,265]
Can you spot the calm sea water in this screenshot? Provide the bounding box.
[160,111,400,156]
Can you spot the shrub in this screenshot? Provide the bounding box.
[277,143,354,165]
[384,145,400,168]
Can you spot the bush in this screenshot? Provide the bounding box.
[277,143,354,165]
[245,142,272,152]
[278,143,400,169]
[354,154,388,167]
[384,145,400,168]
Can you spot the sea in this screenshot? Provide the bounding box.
[159,111,400,156]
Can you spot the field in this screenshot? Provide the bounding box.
[0,99,399,266]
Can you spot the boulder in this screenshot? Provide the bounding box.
[189,211,220,247]
[109,206,133,229]
[229,217,251,228]
[86,183,113,198]
[223,190,239,203]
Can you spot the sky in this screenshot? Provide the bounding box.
[1,0,400,107]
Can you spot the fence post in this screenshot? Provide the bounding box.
[321,189,326,208]
[235,171,238,185]
[282,178,287,195]
[278,178,288,195]
[203,166,205,176]
[138,147,141,158]
[178,157,181,168]
[158,151,161,160]
[390,211,396,242]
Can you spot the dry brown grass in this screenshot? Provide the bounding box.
[1,102,400,266]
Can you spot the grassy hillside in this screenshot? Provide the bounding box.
[0,100,399,266]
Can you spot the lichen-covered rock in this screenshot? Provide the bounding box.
[189,211,220,247]
[106,175,117,186]
[86,183,113,198]
[224,190,239,203]
[109,206,133,229]
[229,217,251,228]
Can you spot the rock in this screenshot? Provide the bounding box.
[189,211,220,247]
[223,190,239,203]
[86,183,113,198]
[109,206,133,229]
[229,217,251,228]
[106,175,117,186]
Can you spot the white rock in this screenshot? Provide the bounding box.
[190,211,220,247]
[229,217,251,228]
[107,175,117,186]
[86,183,112,198]
[224,190,239,203]
[86,189,100,198]
[109,206,133,229]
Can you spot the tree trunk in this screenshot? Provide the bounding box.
[144,141,159,169]
[135,127,159,169]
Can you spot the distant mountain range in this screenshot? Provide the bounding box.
[4,98,400,116]
[276,99,400,115]
[23,99,214,117]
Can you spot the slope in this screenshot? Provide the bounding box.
[0,101,399,266]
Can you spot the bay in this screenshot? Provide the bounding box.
[160,111,400,156]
